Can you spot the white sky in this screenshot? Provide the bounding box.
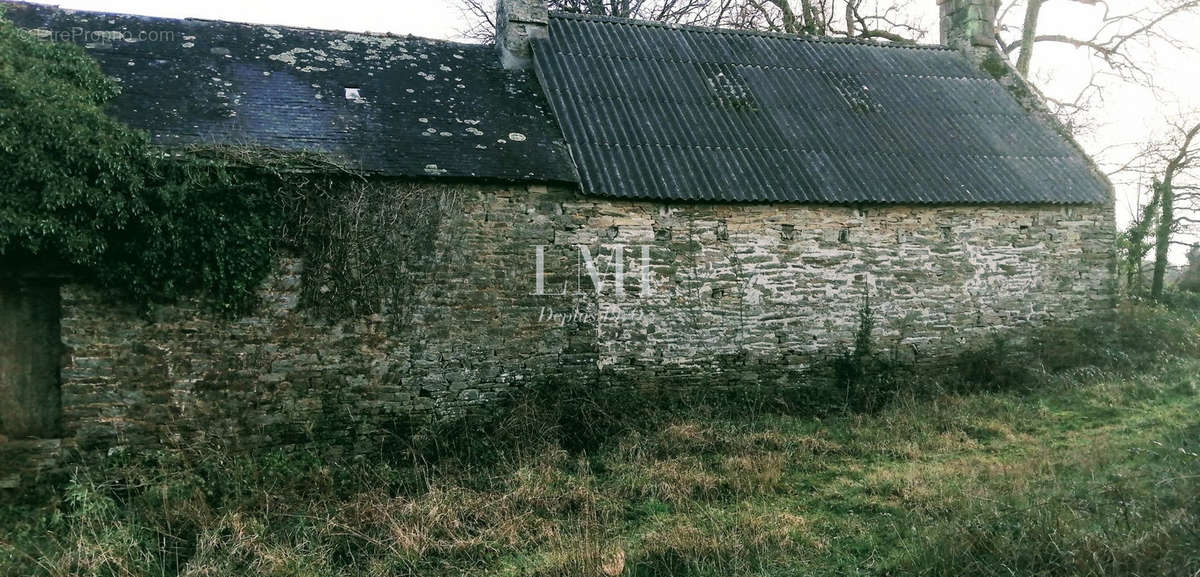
[19,0,1200,260]
[26,0,472,37]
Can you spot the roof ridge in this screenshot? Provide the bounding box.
[575,142,1077,159]
[1,0,476,47]
[547,11,956,52]
[533,48,990,79]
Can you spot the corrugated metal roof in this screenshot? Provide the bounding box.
[533,12,1110,204]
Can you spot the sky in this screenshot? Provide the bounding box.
[21,0,472,38]
[17,0,1200,260]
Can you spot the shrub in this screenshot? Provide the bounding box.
[953,334,1037,391]
[404,377,660,466]
[1160,290,1200,319]
[0,14,291,313]
[828,289,914,412]
[1034,302,1199,373]
[952,302,1200,391]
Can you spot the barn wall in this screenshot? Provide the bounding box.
[1,182,1116,487]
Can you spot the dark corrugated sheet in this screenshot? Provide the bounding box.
[5,1,577,182]
[534,12,1110,204]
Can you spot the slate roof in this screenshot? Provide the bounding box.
[533,12,1111,204]
[3,2,577,182]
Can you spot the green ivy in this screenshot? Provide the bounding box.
[979,49,1010,80]
[0,10,286,313]
[104,158,286,313]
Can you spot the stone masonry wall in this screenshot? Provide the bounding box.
[1,182,1116,487]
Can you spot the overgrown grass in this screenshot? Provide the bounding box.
[2,302,1199,576]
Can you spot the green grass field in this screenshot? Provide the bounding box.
[3,307,1199,576]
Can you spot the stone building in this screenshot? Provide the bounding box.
[0,0,1115,487]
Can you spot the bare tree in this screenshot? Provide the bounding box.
[1002,0,1199,79]
[457,0,929,43]
[996,0,1199,130]
[1150,120,1200,298]
[457,0,499,41]
[456,0,752,41]
[1110,118,1200,297]
[1123,178,1161,296]
[723,0,928,40]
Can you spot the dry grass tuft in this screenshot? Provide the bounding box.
[720,453,787,496]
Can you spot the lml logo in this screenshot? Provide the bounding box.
[531,245,654,297]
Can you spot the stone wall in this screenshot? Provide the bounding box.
[1,182,1116,487]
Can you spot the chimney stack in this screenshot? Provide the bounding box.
[938,0,999,52]
[496,0,549,70]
